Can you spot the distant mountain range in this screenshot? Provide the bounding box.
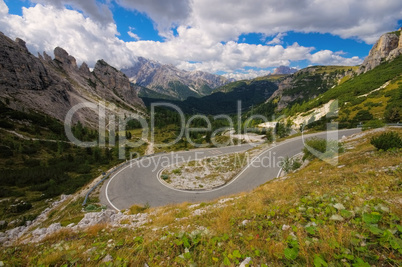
[121,57,230,100]
[273,66,298,75]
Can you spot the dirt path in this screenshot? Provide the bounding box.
[1,128,72,143]
[144,139,155,155]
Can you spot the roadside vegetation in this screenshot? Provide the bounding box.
[0,104,128,230]
[1,128,400,266]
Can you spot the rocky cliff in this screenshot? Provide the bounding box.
[122,57,229,100]
[0,32,144,127]
[358,28,402,73]
[267,66,355,111]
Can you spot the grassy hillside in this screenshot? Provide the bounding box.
[142,79,278,115]
[246,57,401,130]
[2,128,401,266]
[284,56,402,124]
[282,66,356,100]
[247,66,357,120]
[137,86,177,100]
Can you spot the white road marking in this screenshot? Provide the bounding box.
[105,129,360,209]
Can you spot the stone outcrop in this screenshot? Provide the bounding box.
[54,46,78,71]
[93,59,144,108]
[358,28,402,74]
[0,32,145,127]
[94,60,131,92]
[27,210,149,244]
[79,62,91,77]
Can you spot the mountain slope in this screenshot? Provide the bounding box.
[280,45,402,128]
[121,57,229,100]
[0,32,145,128]
[142,78,278,115]
[250,31,401,131]
[269,65,357,111]
[246,30,402,129]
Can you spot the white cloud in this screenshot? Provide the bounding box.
[309,50,363,65]
[223,69,272,81]
[127,38,315,73]
[30,0,113,25]
[186,0,402,44]
[267,33,287,45]
[0,0,380,76]
[0,0,8,15]
[115,0,192,36]
[0,3,137,68]
[128,27,140,40]
[127,31,140,40]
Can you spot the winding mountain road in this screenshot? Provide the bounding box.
[100,128,361,211]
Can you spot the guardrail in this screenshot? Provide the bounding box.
[82,162,125,206]
[357,123,401,128]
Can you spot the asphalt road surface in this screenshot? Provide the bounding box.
[100,128,361,211]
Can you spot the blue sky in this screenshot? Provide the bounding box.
[1,0,401,79]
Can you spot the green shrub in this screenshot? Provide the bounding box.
[362,120,385,131]
[370,132,402,151]
[84,204,98,212]
[9,202,32,213]
[353,110,373,123]
[302,137,344,161]
[384,105,401,123]
[0,119,13,129]
[280,156,302,173]
[129,203,150,214]
[172,168,182,175]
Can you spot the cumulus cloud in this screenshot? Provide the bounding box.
[0,3,137,68]
[267,33,287,45]
[30,0,113,25]
[0,0,378,76]
[223,69,272,81]
[127,39,315,73]
[128,27,141,40]
[0,0,8,15]
[309,50,362,65]
[189,0,402,44]
[115,0,192,36]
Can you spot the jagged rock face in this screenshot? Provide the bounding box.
[0,32,144,127]
[79,62,91,77]
[359,29,402,73]
[54,47,78,71]
[94,60,130,92]
[0,32,54,91]
[122,57,229,99]
[93,60,143,107]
